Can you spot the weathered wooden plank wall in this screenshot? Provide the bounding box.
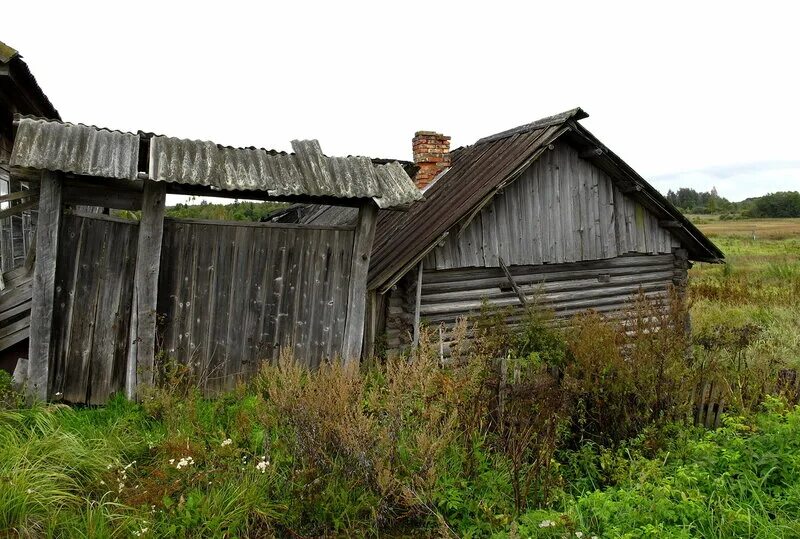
[49,213,139,404]
[157,218,355,393]
[424,142,678,270]
[385,252,687,357]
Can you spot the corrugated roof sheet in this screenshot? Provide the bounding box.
[149,137,420,208]
[11,116,139,180]
[367,108,724,290]
[9,116,420,208]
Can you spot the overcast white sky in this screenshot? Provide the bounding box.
[4,1,799,202]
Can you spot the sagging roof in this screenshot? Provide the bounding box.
[0,41,59,120]
[10,116,421,208]
[368,108,724,291]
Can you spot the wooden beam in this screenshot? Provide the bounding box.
[125,180,167,399]
[0,188,38,203]
[412,261,423,347]
[658,220,683,229]
[0,197,38,219]
[26,171,61,401]
[341,202,378,365]
[498,257,528,307]
[579,148,604,159]
[166,182,371,207]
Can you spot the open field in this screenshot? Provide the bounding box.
[0,217,798,537]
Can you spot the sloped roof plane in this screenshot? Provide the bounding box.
[368,108,723,291]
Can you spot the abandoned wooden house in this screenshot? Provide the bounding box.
[276,108,724,357]
[2,111,420,404]
[0,41,60,373]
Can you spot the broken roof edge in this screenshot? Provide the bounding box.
[1,42,60,120]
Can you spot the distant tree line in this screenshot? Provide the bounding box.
[666,188,800,218]
[166,199,288,221]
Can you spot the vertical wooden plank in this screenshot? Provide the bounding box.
[27,171,61,402]
[125,180,166,399]
[559,145,575,263]
[342,203,378,364]
[411,261,423,347]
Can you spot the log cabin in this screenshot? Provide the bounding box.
[274,108,724,358]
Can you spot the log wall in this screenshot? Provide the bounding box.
[385,252,689,357]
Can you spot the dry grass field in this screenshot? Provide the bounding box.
[690,216,800,241]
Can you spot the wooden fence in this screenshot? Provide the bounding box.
[45,212,360,403]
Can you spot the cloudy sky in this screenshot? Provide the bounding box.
[4,1,798,202]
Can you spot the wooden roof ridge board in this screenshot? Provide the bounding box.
[368,108,723,293]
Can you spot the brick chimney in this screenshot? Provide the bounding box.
[412,131,450,189]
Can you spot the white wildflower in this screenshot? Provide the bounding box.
[175,456,194,470]
[576,533,584,538]
[99,480,105,485]
[26,488,33,494]
[255,456,270,473]
[54,392,63,397]
[539,519,556,528]
[221,438,232,447]
[118,483,125,491]
[169,459,175,465]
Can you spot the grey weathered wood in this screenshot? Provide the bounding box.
[412,261,423,347]
[498,257,528,307]
[0,197,38,219]
[0,188,39,203]
[125,180,167,399]
[342,202,378,364]
[26,171,61,401]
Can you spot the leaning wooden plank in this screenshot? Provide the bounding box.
[498,257,528,307]
[0,197,38,219]
[0,326,30,352]
[125,180,167,399]
[27,171,61,401]
[341,203,378,364]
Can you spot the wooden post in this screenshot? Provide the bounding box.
[26,171,62,401]
[341,202,378,365]
[412,261,423,347]
[125,180,166,399]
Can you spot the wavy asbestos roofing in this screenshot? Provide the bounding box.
[9,116,420,208]
[367,107,723,291]
[11,116,139,180]
[149,137,421,208]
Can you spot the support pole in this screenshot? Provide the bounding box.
[27,171,62,401]
[412,261,423,347]
[125,180,166,399]
[342,202,378,365]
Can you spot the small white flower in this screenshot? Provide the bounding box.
[576,533,584,538]
[26,488,34,494]
[169,459,175,465]
[118,482,125,490]
[54,392,63,397]
[539,519,556,528]
[221,438,232,447]
[107,464,113,470]
[255,457,269,473]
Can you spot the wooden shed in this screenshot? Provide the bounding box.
[6,115,420,403]
[278,109,724,358]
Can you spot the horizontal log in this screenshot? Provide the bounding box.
[422,270,676,305]
[0,326,29,351]
[422,262,675,294]
[0,299,31,323]
[0,315,30,339]
[165,216,355,232]
[421,254,675,284]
